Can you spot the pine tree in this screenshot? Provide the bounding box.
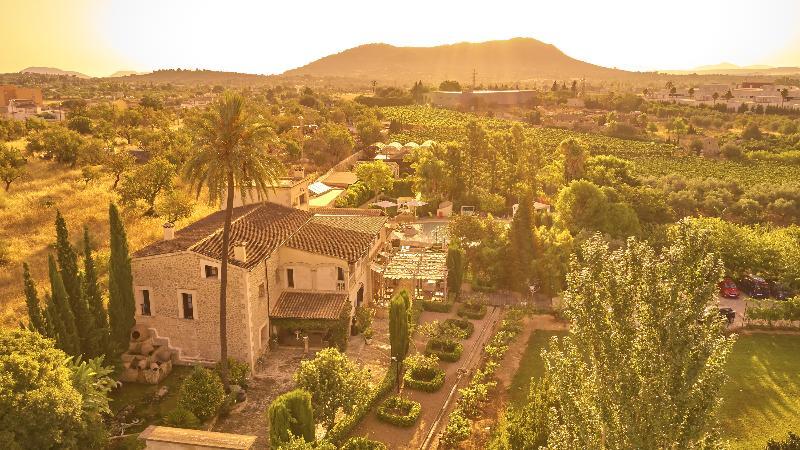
[48,254,80,355]
[108,203,135,353]
[82,226,108,357]
[55,210,94,353]
[22,262,47,335]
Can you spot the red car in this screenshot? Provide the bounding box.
[719,278,740,298]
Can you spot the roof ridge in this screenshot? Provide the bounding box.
[188,203,266,252]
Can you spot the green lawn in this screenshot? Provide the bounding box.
[508,331,800,448]
[508,330,566,406]
[719,334,800,449]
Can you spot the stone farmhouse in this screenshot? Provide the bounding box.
[131,202,388,369]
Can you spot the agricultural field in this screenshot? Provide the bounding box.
[381,106,800,187]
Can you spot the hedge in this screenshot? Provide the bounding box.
[376,396,421,427]
[404,365,445,392]
[422,300,453,313]
[457,302,487,320]
[425,338,463,362]
[341,437,389,450]
[443,318,474,339]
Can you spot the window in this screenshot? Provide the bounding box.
[258,282,266,299]
[204,264,219,279]
[141,289,151,316]
[181,292,194,319]
[336,267,346,290]
[287,268,294,288]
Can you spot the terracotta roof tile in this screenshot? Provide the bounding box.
[133,202,382,269]
[311,215,387,236]
[270,291,348,320]
[312,207,384,216]
[286,222,374,263]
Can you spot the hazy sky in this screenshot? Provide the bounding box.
[3,0,800,77]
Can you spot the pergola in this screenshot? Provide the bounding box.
[378,250,448,304]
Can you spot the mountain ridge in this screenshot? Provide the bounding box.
[20,66,91,79]
[282,37,628,84]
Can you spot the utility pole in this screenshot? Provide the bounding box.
[472,69,477,91]
[581,76,586,96]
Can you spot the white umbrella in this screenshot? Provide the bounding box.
[372,200,397,208]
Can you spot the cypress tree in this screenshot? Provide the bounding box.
[48,254,80,355]
[22,262,47,335]
[507,195,536,293]
[389,290,410,392]
[446,247,465,300]
[43,293,64,347]
[267,389,315,447]
[108,203,135,353]
[82,226,107,357]
[55,210,94,353]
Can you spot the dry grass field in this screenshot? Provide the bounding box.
[0,155,215,327]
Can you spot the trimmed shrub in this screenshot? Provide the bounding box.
[443,318,474,339]
[268,389,315,447]
[425,338,463,362]
[421,300,452,313]
[457,302,487,320]
[177,366,225,421]
[162,406,200,429]
[216,358,250,388]
[404,354,445,392]
[376,396,421,427]
[440,407,471,445]
[341,436,389,450]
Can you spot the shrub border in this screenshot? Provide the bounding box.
[404,366,446,392]
[425,338,463,362]
[376,396,421,427]
[457,303,487,320]
[443,318,474,339]
[422,300,453,313]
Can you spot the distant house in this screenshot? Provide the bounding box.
[0,85,44,120]
[131,203,389,368]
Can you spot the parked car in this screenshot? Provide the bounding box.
[718,278,740,298]
[718,307,735,325]
[767,280,793,300]
[738,274,769,299]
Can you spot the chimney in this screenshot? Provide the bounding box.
[163,223,175,240]
[233,241,248,262]
[292,166,305,180]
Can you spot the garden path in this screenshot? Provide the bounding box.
[351,305,501,449]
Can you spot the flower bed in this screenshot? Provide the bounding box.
[376,396,421,427]
[422,299,453,313]
[425,337,463,362]
[443,318,474,339]
[457,302,487,320]
[404,354,446,392]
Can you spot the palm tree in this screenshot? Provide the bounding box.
[780,88,789,108]
[183,92,284,388]
[712,92,719,105]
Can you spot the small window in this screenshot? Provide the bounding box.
[204,265,219,279]
[258,282,266,299]
[337,267,345,281]
[181,292,194,319]
[141,289,151,316]
[287,268,294,288]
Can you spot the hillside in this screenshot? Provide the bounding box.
[21,66,91,78]
[105,68,274,86]
[664,63,800,76]
[283,37,630,84]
